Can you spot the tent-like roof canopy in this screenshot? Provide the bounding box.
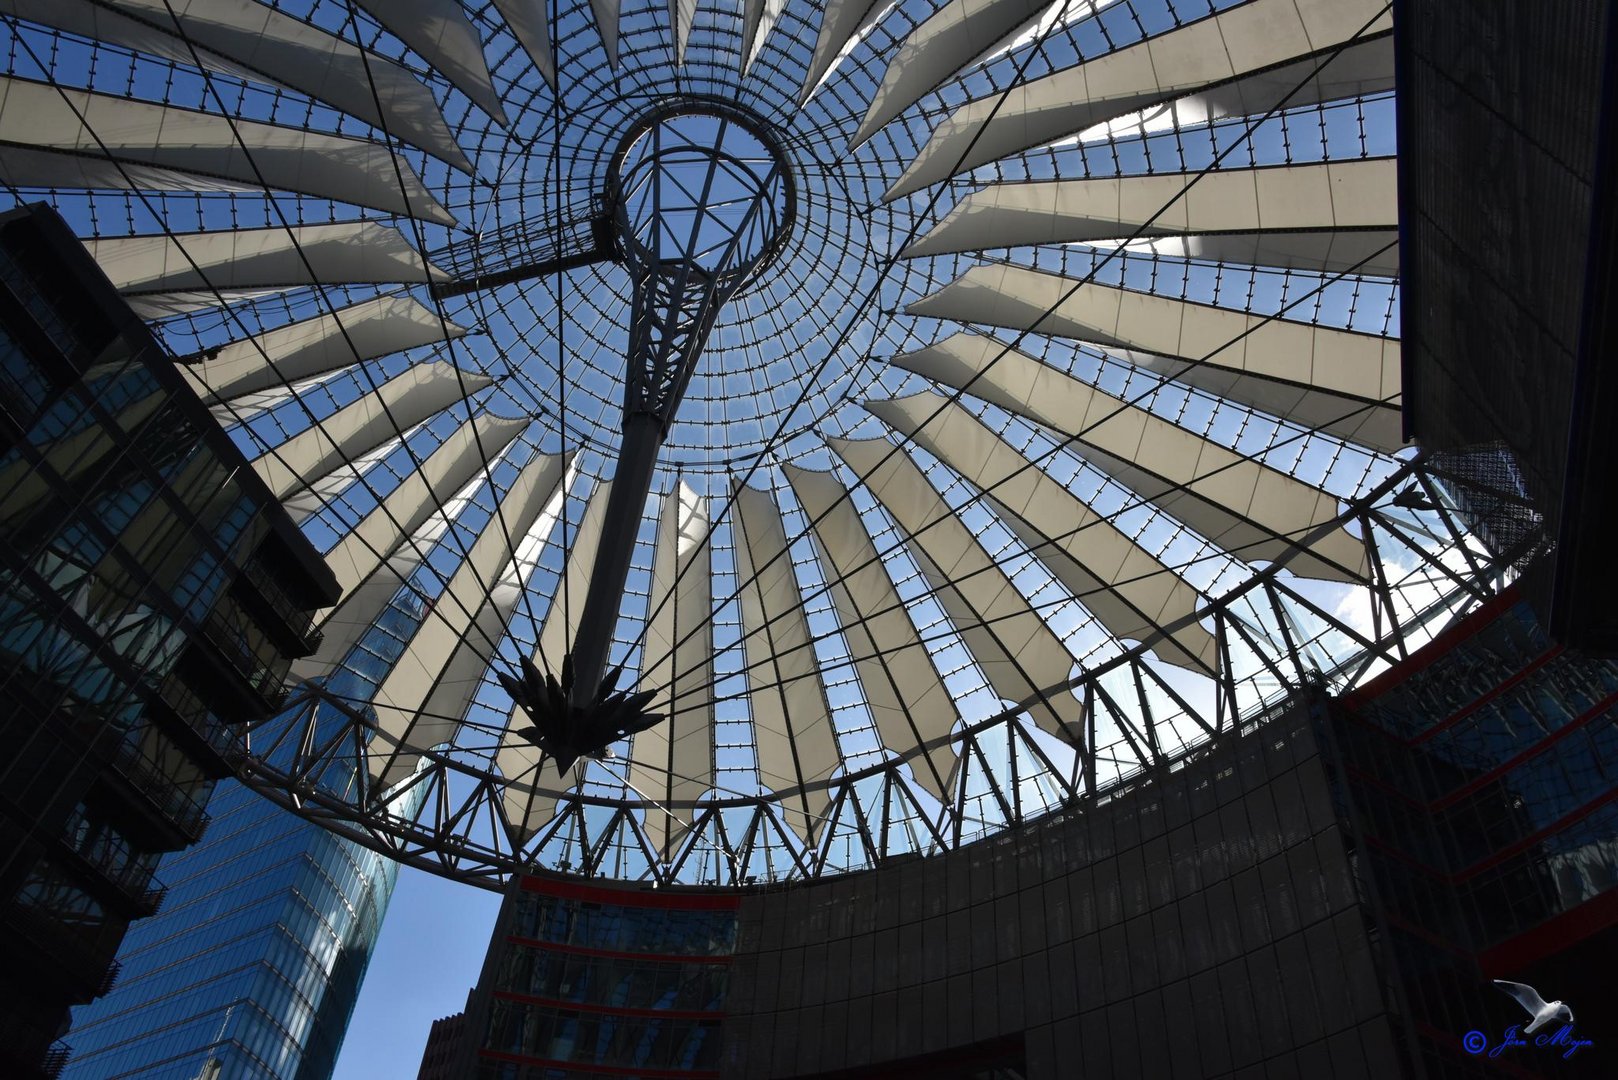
[0,0,1518,885]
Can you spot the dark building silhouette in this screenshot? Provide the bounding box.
[0,203,339,1078]
[1328,590,1618,1075]
[453,593,1618,1079]
[463,874,739,1078]
[418,1000,469,1080]
[1397,0,1618,652]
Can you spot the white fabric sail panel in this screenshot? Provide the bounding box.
[1126,350,1404,454]
[630,482,716,857]
[0,77,454,223]
[783,464,961,799]
[181,296,468,410]
[318,412,527,620]
[282,419,425,526]
[828,437,1085,744]
[0,0,472,171]
[906,264,1402,450]
[903,158,1400,270]
[294,550,427,681]
[864,393,1218,673]
[250,361,490,500]
[1112,230,1400,278]
[376,456,573,787]
[741,0,788,73]
[496,479,615,842]
[884,0,1393,198]
[800,0,886,102]
[86,224,447,295]
[532,478,615,683]
[669,0,698,64]
[893,333,1369,581]
[352,0,507,124]
[730,482,841,842]
[591,0,620,66]
[297,462,494,674]
[369,452,569,785]
[855,0,1049,145]
[492,0,556,87]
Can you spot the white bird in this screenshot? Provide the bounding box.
[1494,980,1575,1034]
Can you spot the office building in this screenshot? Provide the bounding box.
[0,203,338,1077]
[61,592,431,1079]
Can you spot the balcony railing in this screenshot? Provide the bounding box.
[240,558,323,654]
[106,740,209,842]
[199,610,289,708]
[154,675,239,761]
[71,840,163,907]
[1,903,121,996]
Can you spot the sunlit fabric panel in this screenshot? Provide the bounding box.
[909,263,1402,450]
[903,158,1400,276]
[730,482,841,843]
[669,0,698,65]
[351,0,507,124]
[492,0,557,88]
[895,333,1369,581]
[885,0,1394,198]
[784,464,961,800]
[629,481,716,857]
[369,451,570,787]
[83,224,448,318]
[799,0,885,102]
[829,436,1085,744]
[0,0,472,170]
[590,0,620,66]
[865,393,1219,674]
[311,412,528,630]
[250,362,491,503]
[181,297,469,421]
[496,480,615,842]
[741,0,787,73]
[0,76,453,223]
[855,0,1048,144]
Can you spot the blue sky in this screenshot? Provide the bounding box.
[331,868,503,1077]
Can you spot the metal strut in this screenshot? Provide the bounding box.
[506,109,788,759]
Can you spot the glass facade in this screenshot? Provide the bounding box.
[0,204,336,1078]
[468,877,738,1079]
[1329,592,1618,1076]
[57,778,401,1079]
[62,593,432,1080]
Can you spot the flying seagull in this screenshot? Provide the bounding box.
[1493,980,1574,1034]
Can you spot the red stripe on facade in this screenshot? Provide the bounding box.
[1340,587,1523,707]
[1433,687,1618,811]
[476,1048,719,1078]
[1478,887,1618,977]
[519,874,741,910]
[1409,645,1565,747]
[504,935,734,965]
[1360,785,1618,885]
[491,988,723,1021]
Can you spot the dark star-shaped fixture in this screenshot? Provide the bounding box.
[498,655,664,776]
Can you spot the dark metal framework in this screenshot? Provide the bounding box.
[569,106,791,703]
[243,451,1526,888]
[0,0,1462,889]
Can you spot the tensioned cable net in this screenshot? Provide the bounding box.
[0,0,1531,886]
